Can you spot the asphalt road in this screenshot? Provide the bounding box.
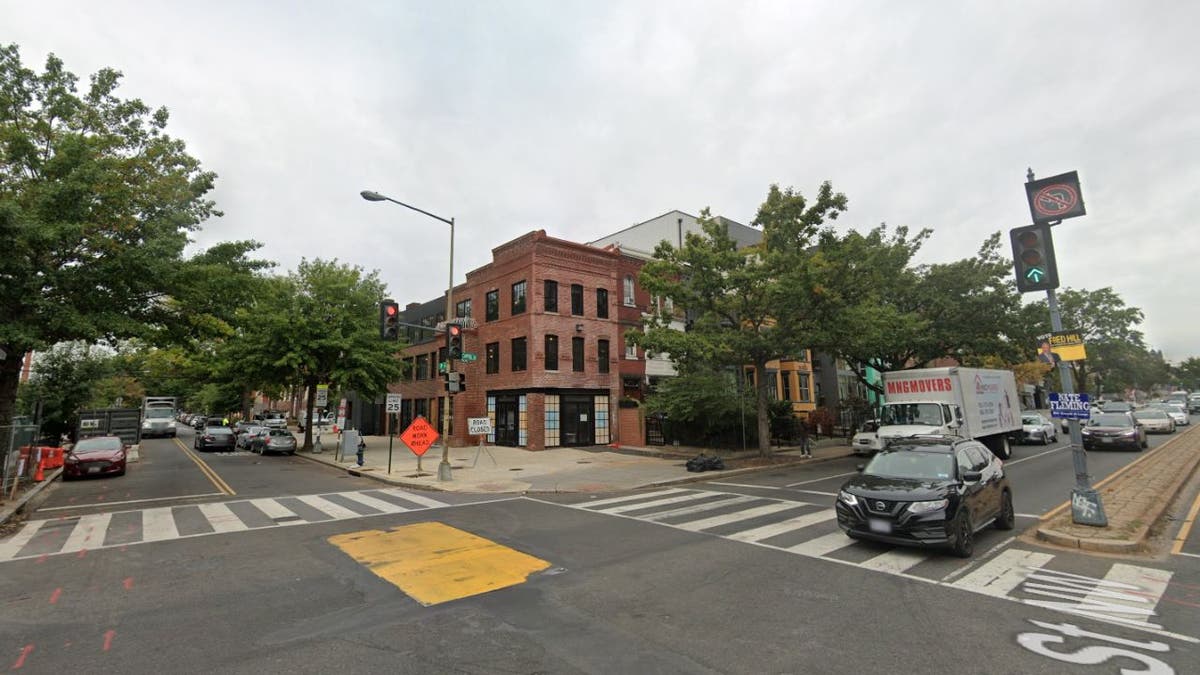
[2,424,1197,673]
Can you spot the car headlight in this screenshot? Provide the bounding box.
[838,490,858,506]
[65,455,78,464]
[1081,427,1093,435]
[907,499,949,515]
[1121,429,1137,437]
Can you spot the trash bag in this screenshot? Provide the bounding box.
[686,454,726,472]
[706,456,725,471]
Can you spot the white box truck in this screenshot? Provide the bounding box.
[141,396,178,438]
[875,367,1021,459]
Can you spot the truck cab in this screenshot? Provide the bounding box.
[878,402,964,441]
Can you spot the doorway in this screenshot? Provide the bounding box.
[561,395,595,446]
[494,395,520,446]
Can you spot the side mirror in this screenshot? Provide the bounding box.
[856,463,865,472]
[962,470,982,482]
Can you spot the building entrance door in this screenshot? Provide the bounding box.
[561,395,595,446]
[494,396,520,446]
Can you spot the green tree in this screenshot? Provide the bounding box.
[226,259,405,449]
[637,183,847,457]
[0,44,269,426]
[16,342,114,438]
[1177,357,1200,391]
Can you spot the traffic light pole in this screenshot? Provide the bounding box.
[439,216,455,482]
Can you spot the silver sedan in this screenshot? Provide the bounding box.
[1134,408,1175,434]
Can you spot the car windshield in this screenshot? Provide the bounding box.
[1135,409,1168,419]
[1021,415,1042,425]
[145,408,173,419]
[1090,414,1133,427]
[881,404,944,427]
[269,430,292,437]
[75,437,122,451]
[863,450,955,480]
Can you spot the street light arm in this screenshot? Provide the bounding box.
[360,190,453,226]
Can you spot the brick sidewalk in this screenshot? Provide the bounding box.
[1035,425,1200,553]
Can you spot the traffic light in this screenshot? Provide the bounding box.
[446,323,463,360]
[380,300,400,340]
[1009,223,1059,293]
[445,371,465,393]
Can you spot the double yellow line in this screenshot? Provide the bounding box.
[174,438,236,496]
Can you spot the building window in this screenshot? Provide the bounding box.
[455,298,472,319]
[512,280,527,315]
[545,394,560,447]
[623,275,635,306]
[570,284,584,315]
[544,280,558,313]
[744,368,755,388]
[624,337,637,360]
[572,337,584,372]
[485,290,499,322]
[798,373,811,402]
[598,339,609,373]
[486,342,500,374]
[415,354,430,380]
[437,347,446,373]
[596,288,609,318]
[768,372,779,400]
[511,336,527,372]
[544,334,558,371]
[781,372,793,401]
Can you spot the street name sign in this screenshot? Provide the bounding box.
[467,417,492,436]
[1049,392,1090,420]
[460,352,478,362]
[400,416,438,457]
[385,393,402,413]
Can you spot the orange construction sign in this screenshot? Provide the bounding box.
[400,416,439,457]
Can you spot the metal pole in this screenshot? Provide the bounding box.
[387,412,394,474]
[438,217,455,481]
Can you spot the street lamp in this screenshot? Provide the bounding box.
[361,189,456,481]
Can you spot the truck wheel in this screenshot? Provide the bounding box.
[986,436,1012,460]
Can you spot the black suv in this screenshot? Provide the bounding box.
[835,436,1013,558]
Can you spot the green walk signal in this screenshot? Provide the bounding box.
[438,361,447,373]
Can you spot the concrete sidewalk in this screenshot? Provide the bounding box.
[291,431,854,494]
[1034,424,1200,553]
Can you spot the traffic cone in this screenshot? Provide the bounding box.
[34,457,45,482]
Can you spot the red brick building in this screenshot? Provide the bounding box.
[393,231,622,450]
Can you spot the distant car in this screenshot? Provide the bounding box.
[1082,412,1147,451]
[191,415,207,430]
[851,420,883,456]
[298,411,332,432]
[1164,403,1190,426]
[1101,401,1133,413]
[835,436,1013,558]
[194,426,236,452]
[251,429,298,455]
[1019,413,1057,445]
[1134,408,1175,434]
[236,425,266,449]
[1189,395,1200,413]
[63,436,128,479]
[257,411,288,430]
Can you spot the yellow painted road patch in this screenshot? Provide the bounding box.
[329,522,551,606]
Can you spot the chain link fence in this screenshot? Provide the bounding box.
[2,424,41,499]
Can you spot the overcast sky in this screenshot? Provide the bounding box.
[4,1,1197,361]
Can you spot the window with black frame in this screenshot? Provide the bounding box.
[486,342,500,374]
[572,337,584,372]
[544,280,558,312]
[544,334,558,371]
[571,284,584,315]
[511,337,527,371]
[485,290,499,322]
[512,280,527,315]
[596,288,608,318]
[598,339,609,373]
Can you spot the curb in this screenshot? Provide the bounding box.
[291,449,451,492]
[1034,426,1200,553]
[0,469,63,527]
[640,450,855,489]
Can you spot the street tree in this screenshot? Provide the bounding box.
[1177,357,1200,391]
[0,44,265,426]
[637,182,847,457]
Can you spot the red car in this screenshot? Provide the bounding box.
[63,436,128,479]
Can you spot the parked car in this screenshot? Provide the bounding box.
[1082,412,1147,451]
[1164,403,1190,426]
[256,411,288,430]
[63,436,128,479]
[236,425,266,449]
[1133,408,1175,434]
[850,420,883,456]
[1189,394,1200,414]
[251,428,298,455]
[194,426,237,452]
[1018,413,1057,445]
[1101,401,1133,413]
[835,436,1013,558]
[298,411,332,432]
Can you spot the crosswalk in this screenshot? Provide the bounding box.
[0,488,449,563]
[553,487,1183,629]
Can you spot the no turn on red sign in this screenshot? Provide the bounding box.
[400,416,439,457]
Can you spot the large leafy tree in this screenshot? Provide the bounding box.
[0,44,266,426]
[637,183,847,457]
[1177,357,1200,391]
[225,259,405,449]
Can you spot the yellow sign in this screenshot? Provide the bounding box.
[1038,331,1086,363]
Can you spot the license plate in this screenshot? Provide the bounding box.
[868,518,892,534]
[1102,437,1113,443]
[87,466,101,474]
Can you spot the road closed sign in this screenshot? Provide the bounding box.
[467,417,492,436]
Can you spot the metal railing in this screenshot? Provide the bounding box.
[1,424,41,499]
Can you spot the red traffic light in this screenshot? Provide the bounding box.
[385,304,397,316]
[448,324,461,337]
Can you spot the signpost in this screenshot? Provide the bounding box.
[385,393,402,473]
[467,417,495,467]
[315,384,329,408]
[400,416,438,475]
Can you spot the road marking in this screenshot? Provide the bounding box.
[140,507,179,542]
[858,548,929,574]
[950,548,1053,596]
[787,531,856,557]
[675,502,800,531]
[1004,445,1069,466]
[174,439,235,496]
[785,471,857,487]
[335,491,410,514]
[61,513,112,553]
[378,488,448,509]
[1088,564,1172,616]
[577,488,688,509]
[197,502,248,534]
[601,491,718,514]
[709,482,783,490]
[329,522,550,606]
[0,521,46,560]
[295,495,360,520]
[642,495,760,521]
[38,493,226,512]
[792,489,837,497]
[248,498,303,524]
[1172,487,1200,555]
[727,509,836,543]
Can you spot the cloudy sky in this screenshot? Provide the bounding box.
[4,1,1197,360]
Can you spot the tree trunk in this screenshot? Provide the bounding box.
[0,347,26,428]
[755,357,772,458]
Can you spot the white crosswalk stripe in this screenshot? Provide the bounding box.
[643,495,759,521]
[857,547,929,575]
[602,491,719,514]
[951,548,1053,597]
[675,502,801,532]
[0,487,451,562]
[787,531,857,557]
[727,510,835,543]
[576,488,689,509]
